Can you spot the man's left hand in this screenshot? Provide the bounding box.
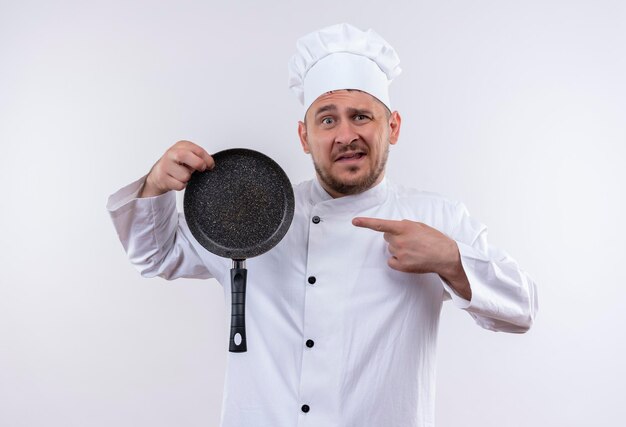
[352,217,472,300]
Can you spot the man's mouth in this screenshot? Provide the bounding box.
[335,151,366,162]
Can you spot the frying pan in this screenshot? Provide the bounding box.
[183,148,295,353]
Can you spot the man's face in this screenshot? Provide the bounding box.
[298,90,401,198]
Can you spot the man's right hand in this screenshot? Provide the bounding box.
[140,140,215,198]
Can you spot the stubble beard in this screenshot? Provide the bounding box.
[313,143,390,196]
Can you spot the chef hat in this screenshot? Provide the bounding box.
[288,23,402,112]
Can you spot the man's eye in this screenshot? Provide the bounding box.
[354,114,369,121]
[321,117,334,125]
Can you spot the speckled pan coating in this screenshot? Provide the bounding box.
[183,148,295,260]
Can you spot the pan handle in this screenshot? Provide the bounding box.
[229,259,247,352]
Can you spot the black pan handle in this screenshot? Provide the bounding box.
[229,259,247,352]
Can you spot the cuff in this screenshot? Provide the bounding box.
[106,175,175,218]
[440,240,492,311]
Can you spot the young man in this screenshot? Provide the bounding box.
[108,23,537,427]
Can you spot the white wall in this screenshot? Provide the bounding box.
[1,0,624,426]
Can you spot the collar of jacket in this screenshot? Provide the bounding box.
[308,176,390,215]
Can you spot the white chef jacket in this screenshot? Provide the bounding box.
[107,176,538,427]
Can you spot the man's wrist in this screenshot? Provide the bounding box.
[139,175,165,198]
[439,241,472,300]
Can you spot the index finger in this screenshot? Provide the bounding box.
[352,217,404,234]
[188,144,215,170]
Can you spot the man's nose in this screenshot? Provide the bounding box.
[334,120,359,145]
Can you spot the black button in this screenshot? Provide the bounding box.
[306,339,314,348]
[301,404,310,413]
[307,276,316,284]
[312,216,320,224]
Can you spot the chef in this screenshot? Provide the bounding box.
[107,23,538,427]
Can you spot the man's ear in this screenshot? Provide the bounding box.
[298,121,310,153]
[388,111,401,146]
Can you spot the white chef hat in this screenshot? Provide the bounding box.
[288,23,401,113]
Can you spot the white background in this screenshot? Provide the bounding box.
[1,0,625,426]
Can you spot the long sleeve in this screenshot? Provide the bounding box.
[442,202,539,333]
[106,176,216,281]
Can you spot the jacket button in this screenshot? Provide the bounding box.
[307,276,316,285]
[306,339,314,348]
[301,404,310,413]
[312,216,321,224]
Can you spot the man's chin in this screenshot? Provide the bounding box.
[313,156,387,197]
[321,172,380,196]
[314,145,389,197]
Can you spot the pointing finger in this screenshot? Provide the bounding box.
[352,217,404,234]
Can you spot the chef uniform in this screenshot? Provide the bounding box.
[107,23,538,427]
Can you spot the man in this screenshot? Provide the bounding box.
[107,23,537,427]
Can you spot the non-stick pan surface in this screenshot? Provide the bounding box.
[184,148,294,259]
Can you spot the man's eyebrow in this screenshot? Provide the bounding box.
[314,104,337,117]
[347,107,374,116]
